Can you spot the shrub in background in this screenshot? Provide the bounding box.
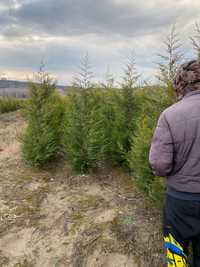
[63,85,137,173]
[97,88,126,167]
[127,85,175,206]
[117,54,141,169]
[127,116,155,193]
[0,97,25,114]
[21,71,65,167]
[63,87,105,173]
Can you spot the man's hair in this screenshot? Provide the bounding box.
[173,59,200,99]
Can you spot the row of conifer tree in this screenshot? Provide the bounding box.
[20,24,200,206]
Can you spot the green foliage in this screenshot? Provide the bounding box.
[149,178,166,208]
[115,53,141,168]
[63,88,105,173]
[97,87,140,169]
[97,89,125,167]
[73,53,94,89]
[18,65,177,207]
[0,97,25,113]
[63,85,140,173]
[63,82,176,201]
[119,87,140,168]
[62,50,179,207]
[127,116,155,193]
[156,24,183,86]
[127,85,175,205]
[20,72,65,167]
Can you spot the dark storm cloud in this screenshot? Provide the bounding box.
[0,0,199,84]
[1,0,198,38]
[0,10,12,27]
[0,0,14,7]
[0,37,112,72]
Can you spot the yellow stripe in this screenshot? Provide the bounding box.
[164,234,188,267]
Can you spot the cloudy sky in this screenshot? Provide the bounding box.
[0,0,199,85]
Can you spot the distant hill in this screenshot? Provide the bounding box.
[0,79,68,98]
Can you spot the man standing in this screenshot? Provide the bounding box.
[149,59,200,267]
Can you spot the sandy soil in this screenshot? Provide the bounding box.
[0,111,165,267]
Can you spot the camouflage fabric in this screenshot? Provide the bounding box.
[173,59,200,99]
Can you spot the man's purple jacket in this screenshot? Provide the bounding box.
[149,89,200,193]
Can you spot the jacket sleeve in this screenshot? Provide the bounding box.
[149,112,174,177]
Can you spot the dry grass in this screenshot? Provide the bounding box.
[0,111,165,267]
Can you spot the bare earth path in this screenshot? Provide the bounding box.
[0,111,165,267]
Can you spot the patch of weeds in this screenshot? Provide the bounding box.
[120,174,136,190]
[46,247,53,253]
[82,221,114,249]
[14,186,48,214]
[53,256,70,267]
[96,220,112,232]
[132,255,141,266]
[120,215,136,225]
[0,254,9,266]
[77,195,106,211]
[70,211,85,235]
[110,213,137,253]
[71,224,102,267]
[62,241,70,246]
[15,174,33,183]
[0,221,12,237]
[3,186,49,229]
[26,186,49,208]
[99,237,116,253]
[69,196,109,235]
[71,212,84,221]
[14,259,34,267]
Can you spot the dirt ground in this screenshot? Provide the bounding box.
[0,111,165,267]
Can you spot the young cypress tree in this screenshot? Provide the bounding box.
[63,88,105,173]
[118,52,141,168]
[73,53,94,89]
[63,54,105,173]
[127,87,174,205]
[156,24,183,88]
[21,68,65,166]
[100,66,115,90]
[97,88,125,167]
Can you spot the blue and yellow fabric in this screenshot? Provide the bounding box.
[164,233,188,267]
